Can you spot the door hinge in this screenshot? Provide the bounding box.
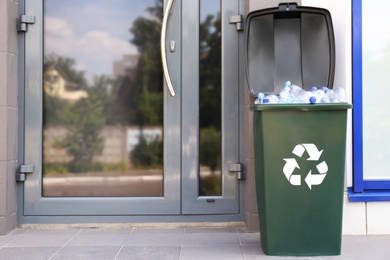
[230,163,245,180]
[229,15,243,31]
[16,164,35,182]
[17,15,36,32]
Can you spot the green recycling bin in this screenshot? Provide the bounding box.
[244,3,352,256]
[251,103,351,256]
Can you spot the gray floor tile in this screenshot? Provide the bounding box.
[236,227,250,233]
[311,235,390,260]
[124,234,184,246]
[184,227,237,234]
[183,233,240,246]
[180,245,244,259]
[1,228,390,260]
[0,247,60,260]
[131,228,184,235]
[77,228,132,235]
[0,236,17,247]
[0,229,30,247]
[5,235,72,247]
[51,246,120,260]
[5,229,29,236]
[66,234,129,247]
[238,232,260,246]
[24,229,81,236]
[242,246,311,259]
[116,246,181,260]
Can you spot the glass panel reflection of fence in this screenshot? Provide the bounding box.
[43,126,163,197]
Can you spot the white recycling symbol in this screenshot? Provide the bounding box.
[283,143,328,190]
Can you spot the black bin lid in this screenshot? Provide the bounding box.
[245,2,335,96]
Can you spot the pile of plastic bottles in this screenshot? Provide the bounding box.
[254,81,346,104]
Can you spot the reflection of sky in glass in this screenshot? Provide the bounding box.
[44,0,221,82]
[44,0,156,81]
[200,0,220,21]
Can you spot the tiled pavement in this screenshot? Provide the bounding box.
[0,227,389,259]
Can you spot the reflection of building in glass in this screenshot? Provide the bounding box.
[44,63,88,102]
[113,54,139,79]
[114,54,143,125]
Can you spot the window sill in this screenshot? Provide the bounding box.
[348,187,390,202]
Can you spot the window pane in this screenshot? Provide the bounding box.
[199,0,222,196]
[42,0,164,196]
[362,0,390,180]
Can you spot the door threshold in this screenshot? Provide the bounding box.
[19,221,246,230]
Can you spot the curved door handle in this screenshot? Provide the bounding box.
[161,0,176,97]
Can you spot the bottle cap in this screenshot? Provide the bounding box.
[310,86,317,92]
[321,86,328,93]
[309,96,317,104]
[263,98,270,103]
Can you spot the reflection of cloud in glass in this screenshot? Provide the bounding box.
[44,0,155,82]
[45,16,137,81]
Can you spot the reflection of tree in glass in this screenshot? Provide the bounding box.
[199,12,221,130]
[57,89,105,166]
[119,1,164,169]
[199,11,222,173]
[130,136,163,169]
[117,0,163,128]
[43,55,111,172]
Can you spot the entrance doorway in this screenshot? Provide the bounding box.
[19,0,242,220]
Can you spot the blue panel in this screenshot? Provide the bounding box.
[352,0,363,193]
[348,187,390,202]
[364,181,390,190]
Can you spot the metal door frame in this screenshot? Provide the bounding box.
[181,0,241,214]
[17,0,246,223]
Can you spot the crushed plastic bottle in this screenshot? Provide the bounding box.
[254,92,265,104]
[253,81,347,104]
[279,81,293,103]
[266,95,279,103]
[290,84,305,103]
[309,86,326,104]
[333,87,346,102]
[321,86,329,93]
[322,89,334,103]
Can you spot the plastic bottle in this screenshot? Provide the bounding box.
[333,87,346,102]
[279,81,293,103]
[322,89,335,103]
[321,86,329,93]
[266,94,279,103]
[290,84,304,100]
[254,92,265,104]
[309,86,326,103]
[300,91,315,103]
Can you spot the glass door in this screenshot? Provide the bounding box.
[181,0,240,214]
[21,0,240,218]
[23,0,181,216]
